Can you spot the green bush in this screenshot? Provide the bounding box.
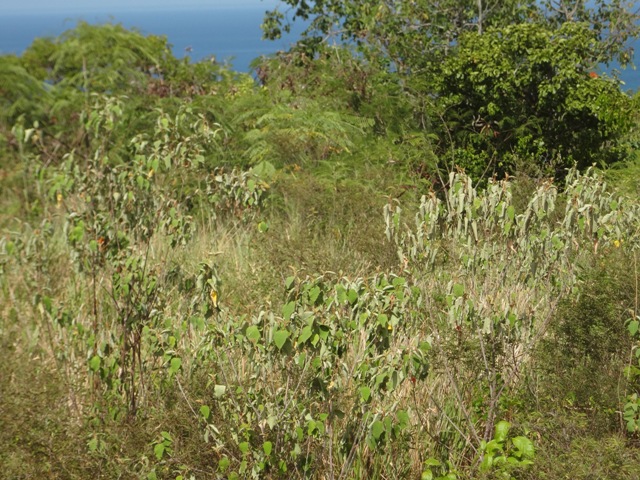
[435,22,634,179]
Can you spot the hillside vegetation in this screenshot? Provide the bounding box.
[1,4,640,478]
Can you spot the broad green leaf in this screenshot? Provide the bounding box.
[359,386,371,402]
[154,443,165,460]
[263,441,273,456]
[214,385,226,398]
[452,283,465,298]
[628,320,639,336]
[397,410,409,428]
[494,420,511,442]
[282,301,295,319]
[267,415,277,428]
[336,285,347,303]
[347,288,358,304]
[298,325,313,344]
[284,276,295,290]
[273,329,290,350]
[89,355,101,372]
[169,357,182,374]
[484,439,502,454]
[307,420,317,435]
[218,457,230,472]
[511,436,535,459]
[200,405,210,420]
[239,441,250,454]
[251,160,276,179]
[309,286,321,304]
[246,325,261,343]
[371,420,385,440]
[318,325,330,341]
[480,453,493,471]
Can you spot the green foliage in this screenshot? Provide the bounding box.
[263,0,533,67]
[435,22,633,178]
[263,0,638,71]
[2,18,640,480]
[23,21,172,93]
[0,55,49,124]
[385,168,640,466]
[242,95,373,165]
[625,308,640,433]
[479,421,534,476]
[262,0,639,182]
[540,0,640,67]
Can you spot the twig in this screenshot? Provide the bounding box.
[176,376,199,420]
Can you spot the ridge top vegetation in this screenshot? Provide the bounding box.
[1,2,640,478]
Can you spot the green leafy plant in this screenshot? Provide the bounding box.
[624,313,640,433]
[435,22,634,179]
[478,420,534,476]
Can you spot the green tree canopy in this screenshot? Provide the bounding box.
[262,0,639,180]
[263,0,638,71]
[434,22,633,178]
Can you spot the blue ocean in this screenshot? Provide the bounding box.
[0,7,305,73]
[0,6,638,91]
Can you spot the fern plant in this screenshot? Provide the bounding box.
[242,96,374,165]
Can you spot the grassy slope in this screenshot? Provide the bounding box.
[1,61,640,480]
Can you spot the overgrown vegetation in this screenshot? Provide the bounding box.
[1,2,640,478]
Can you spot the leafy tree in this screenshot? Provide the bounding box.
[0,55,49,125]
[22,21,172,93]
[263,0,534,73]
[263,0,639,180]
[264,0,638,69]
[540,0,640,67]
[434,22,634,178]
[3,23,240,166]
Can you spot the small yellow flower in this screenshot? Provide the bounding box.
[56,192,63,207]
[614,239,621,248]
[209,289,219,309]
[387,323,393,332]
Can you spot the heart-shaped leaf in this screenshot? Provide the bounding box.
[298,325,313,344]
[359,386,371,402]
[273,330,290,350]
[282,301,295,319]
[371,420,385,440]
[246,325,260,343]
[200,405,210,420]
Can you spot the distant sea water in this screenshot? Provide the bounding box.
[0,7,638,91]
[0,7,305,73]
